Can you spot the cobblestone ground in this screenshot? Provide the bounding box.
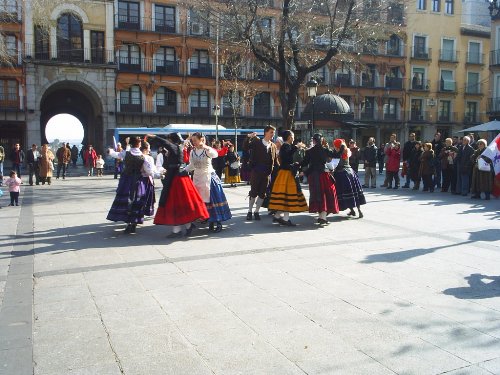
[1,173,499,375]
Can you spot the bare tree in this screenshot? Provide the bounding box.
[186,0,399,129]
[218,48,257,151]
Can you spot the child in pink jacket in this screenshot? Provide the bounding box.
[5,170,22,206]
[385,142,401,189]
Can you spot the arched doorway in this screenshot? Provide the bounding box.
[45,114,84,145]
[39,81,104,152]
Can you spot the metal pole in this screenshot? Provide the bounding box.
[311,96,315,138]
[215,22,220,141]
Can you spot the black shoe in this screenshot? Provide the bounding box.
[185,223,196,237]
[402,185,410,188]
[317,218,329,225]
[129,224,136,233]
[209,222,215,231]
[471,195,481,199]
[213,222,223,233]
[358,211,364,219]
[253,212,261,221]
[246,212,252,220]
[393,186,398,190]
[279,219,296,227]
[15,203,19,206]
[371,186,376,188]
[124,224,132,234]
[8,203,14,206]
[362,185,369,188]
[167,231,183,239]
[272,217,281,223]
[347,210,356,217]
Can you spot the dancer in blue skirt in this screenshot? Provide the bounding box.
[186,132,231,232]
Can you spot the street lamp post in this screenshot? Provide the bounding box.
[213,104,221,140]
[306,78,318,138]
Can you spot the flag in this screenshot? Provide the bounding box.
[113,136,117,151]
[481,133,500,197]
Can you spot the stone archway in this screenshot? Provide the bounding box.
[39,81,104,150]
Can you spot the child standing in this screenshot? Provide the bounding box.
[385,142,401,189]
[96,155,105,177]
[5,170,22,206]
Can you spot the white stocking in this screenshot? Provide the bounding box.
[248,197,256,212]
[255,197,264,212]
[319,211,327,220]
[283,212,290,221]
[172,226,182,233]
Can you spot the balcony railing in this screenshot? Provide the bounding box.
[437,112,455,123]
[254,106,272,118]
[154,60,180,75]
[385,77,403,89]
[155,101,177,114]
[0,98,21,111]
[191,106,210,116]
[360,78,377,88]
[115,15,178,34]
[0,8,22,22]
[487,97,500,113]
[411,46,432,60]
[409,78,430,91]
[359,109,375,120]
[254,69,275,81]
[189,62,213,77]
[467,53,483,65]
[439,49,458,62]
[409,111,428,122]
[24,45,115,65]
[490,50,500,66]
[335,73,354,87]
[439,79,456,93]
[118,56,143,72]
[464,113,478,123]
[465,82,483,95]
[117,98,143,113]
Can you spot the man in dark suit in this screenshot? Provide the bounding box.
[26,144,40,186]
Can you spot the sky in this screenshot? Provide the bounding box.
[45,113,84,145]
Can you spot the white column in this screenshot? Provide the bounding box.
[106,1,114,62]
[83,29,90,61]
[24,0,34,56]
[50,26,57,59]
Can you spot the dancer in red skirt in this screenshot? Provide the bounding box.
[301,133,339,225]
[147,133,209,238]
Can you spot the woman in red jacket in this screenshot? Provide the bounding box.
[385,142,401,189]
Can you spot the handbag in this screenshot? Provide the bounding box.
[49,161,54,171]
[230,161,240,169]
[477,158,491,172]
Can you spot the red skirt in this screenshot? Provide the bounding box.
[308,171,339,214]
[154,175,209,226]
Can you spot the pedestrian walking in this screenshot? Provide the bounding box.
[26,144,40,186]
[362,137,377,188]
[5,170,21,206]
[84,145,97,176]
[38,144,55,185]
[10,143,24,179]
[96,155,105,177]
[420,143,435,193]
[385,142,401,189]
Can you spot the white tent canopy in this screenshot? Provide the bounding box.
[460,120,500,133]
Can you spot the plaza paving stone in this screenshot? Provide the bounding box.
[0,173,499,375]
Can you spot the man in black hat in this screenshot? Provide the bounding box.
[243,125,278,220]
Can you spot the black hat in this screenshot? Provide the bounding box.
[167,132,184,145]
[312,133,323,143]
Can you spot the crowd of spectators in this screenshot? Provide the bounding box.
[360,132,495,200]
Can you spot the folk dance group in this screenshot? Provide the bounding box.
[105,126,366,238]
